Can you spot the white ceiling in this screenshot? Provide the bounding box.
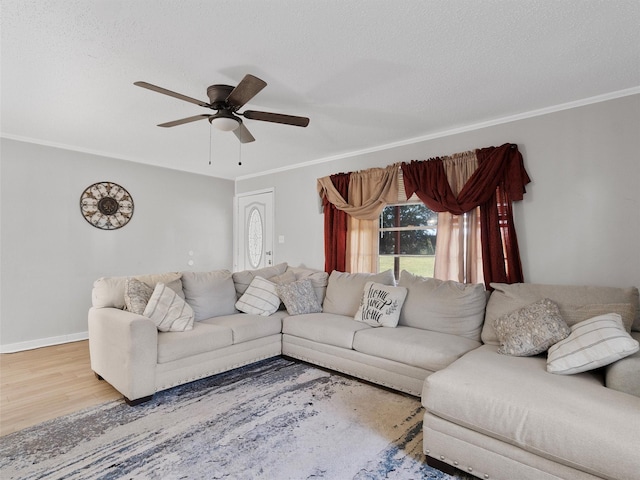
[2,1,639,180]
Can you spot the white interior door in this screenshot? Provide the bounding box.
[235,190,274,271]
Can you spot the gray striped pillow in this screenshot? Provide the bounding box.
[547,313,639,375]
[143,283,195,332]
[235,276,280,316]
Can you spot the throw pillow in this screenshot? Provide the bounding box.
[494,298,570,356]
[547,313,640,375]
[143,283,195,332]
[322,270,395,317]
[354,282,408,328]
[123,277,154,315]
[181,270,237,321]
[276,279,322,315]
[235,276,281,316]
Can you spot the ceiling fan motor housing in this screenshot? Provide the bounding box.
[206,85,235,109]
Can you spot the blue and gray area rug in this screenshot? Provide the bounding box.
[0,357,470,480]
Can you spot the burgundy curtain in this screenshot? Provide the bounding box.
[323,172,350,273]
[402,143,530,287]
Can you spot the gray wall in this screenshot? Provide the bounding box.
[0,139,234,351]
[236,94,640,290]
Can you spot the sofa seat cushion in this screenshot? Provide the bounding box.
[423,345,640,480]
[353,327,480,371]
[283,313,371,349]
[202,311,287,344]
[157,321,233,364]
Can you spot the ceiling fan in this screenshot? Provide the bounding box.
[134,74,309,143]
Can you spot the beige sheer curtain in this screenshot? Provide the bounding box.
[346,165,398,273]
[434,152,483,283]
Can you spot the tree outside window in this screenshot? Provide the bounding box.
[378,203,437,279]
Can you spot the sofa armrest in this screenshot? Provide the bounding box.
[88,307,158,402]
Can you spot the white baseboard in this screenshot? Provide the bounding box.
[0,331,89,353]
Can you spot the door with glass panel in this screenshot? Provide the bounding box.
[235,190,274,271]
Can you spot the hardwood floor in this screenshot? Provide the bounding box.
[0,340,122,436]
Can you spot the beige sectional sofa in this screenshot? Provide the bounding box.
[88,263,640,479]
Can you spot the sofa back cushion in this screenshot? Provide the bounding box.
[182,270,238,321]
[482,282,640,345]
[92,272,183,309]
[232,262,288,298]
[288,266,329,304]
[322,270,395,317]
[398,271,487,341]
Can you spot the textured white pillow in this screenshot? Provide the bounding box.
[547,313,640,375]
[276,279,323,315]
[494,298,570,356]
[235,276,280,316]
[143,283,195,332]
[123,277,154,315]
[354,282,408,328]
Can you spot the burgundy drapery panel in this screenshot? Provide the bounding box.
[323,172,350,273]
[402,143,530,287]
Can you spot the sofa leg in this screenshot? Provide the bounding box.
[426,455,462,476]
[94,372,104,381]
[124,395,153,406]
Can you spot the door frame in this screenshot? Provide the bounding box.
[233,187,275,272]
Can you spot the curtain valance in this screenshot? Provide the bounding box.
[401,143,530,215]
[317,164,399,220]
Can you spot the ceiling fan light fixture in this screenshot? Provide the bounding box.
[209,111,240,131]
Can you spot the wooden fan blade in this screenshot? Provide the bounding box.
[134,81,211,108]
[226,75,267,109]
[242,110,309,127]
[158,114,211,128]
[233,122,256,143]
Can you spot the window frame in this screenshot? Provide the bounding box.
[378,202,437,279]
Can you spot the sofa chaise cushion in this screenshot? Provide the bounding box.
[423,344,640,480]
[353,326,480,371]
[157,322,233,364]
[283,312,372,349]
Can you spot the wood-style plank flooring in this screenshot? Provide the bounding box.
[0,340,121,436]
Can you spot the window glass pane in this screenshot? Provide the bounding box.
[379,230,436,255]
[379,203,438,278]
[378,256,435,278]
[381,204,437,228]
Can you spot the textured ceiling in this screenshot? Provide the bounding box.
[2,1,639,180]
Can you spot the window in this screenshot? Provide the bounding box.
[378,203,438,280]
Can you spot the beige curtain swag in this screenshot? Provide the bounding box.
[317,164,399,220]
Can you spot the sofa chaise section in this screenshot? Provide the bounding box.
[422,282,640,480]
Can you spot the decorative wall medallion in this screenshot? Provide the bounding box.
[80,182,134,230]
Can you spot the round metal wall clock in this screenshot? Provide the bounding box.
[80,181,134,230]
